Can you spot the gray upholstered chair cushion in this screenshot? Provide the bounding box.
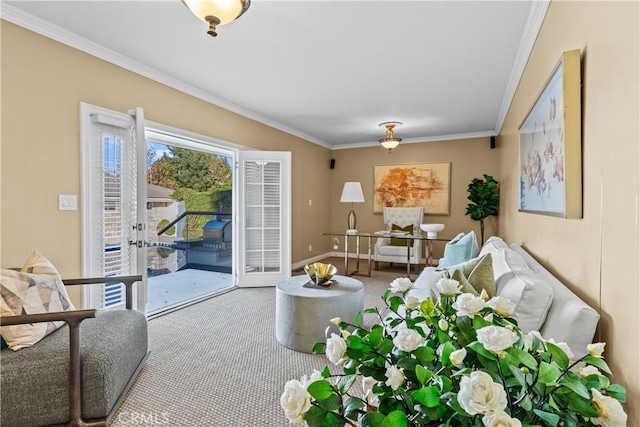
[1,309,147,427]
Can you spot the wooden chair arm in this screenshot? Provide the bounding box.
[0,309,96,327]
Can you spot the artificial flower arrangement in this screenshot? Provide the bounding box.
[281,277,627,426]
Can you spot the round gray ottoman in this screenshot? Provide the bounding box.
[275,275,364,353]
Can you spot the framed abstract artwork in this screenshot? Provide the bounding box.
[519,49,582,218]
[373,162,450,215]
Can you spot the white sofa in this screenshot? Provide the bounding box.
[411,236,600,360]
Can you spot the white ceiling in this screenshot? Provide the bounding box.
[2,1,548,149]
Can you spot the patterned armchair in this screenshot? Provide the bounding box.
[374,207,424,272]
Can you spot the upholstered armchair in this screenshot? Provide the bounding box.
[374,207,424,272]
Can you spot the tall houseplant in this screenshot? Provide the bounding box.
[465,175,499,244]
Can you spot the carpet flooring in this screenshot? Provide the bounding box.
[111,259,416,426]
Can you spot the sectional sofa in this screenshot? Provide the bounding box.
[410,236,600,360]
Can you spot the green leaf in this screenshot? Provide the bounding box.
[446,395,471,417]
[419,298,436,317]
[415,364,433,385]
[423,404,448,421]
[566,396,599,417]
[344,397,366,421]
[316,393,343,412]
[412,386,440,408]
[368,325,383,347]
[545,342,569,370]
[473,315,491,330]
[538,361,560,386]
[360,366,387,382]
[468,341,497,361]
[440,341,456,366]
[583,355,612,375]
[506,347,538,370]
[381,411,408,427]
[507,364,527,388]
[377,338,395,355]
[346,335,364,350]
[607,384,627,402]
[389,296,404,312]
[307,380,335,401]
[321,366,331,377]
[313,342,326,354]
[361,411,385,427]
[337,374,357,395]
[364,307,378,314]
[559,374,591,400]
[413,345,436,363]
[520,395,533,412]
[354,311,362,328]
[533,409,560,426]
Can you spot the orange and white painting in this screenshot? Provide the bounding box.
[374,162,450,214]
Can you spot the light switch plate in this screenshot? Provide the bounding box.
[59,195,77,211]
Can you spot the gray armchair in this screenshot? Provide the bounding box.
[374,207,424,272]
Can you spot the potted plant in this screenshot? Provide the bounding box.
[465,175,499,244]
[281,278,628,427]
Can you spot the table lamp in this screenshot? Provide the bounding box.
[340,182,365,234]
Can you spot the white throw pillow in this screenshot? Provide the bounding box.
[493,248,554,333]
[0,252,76,350]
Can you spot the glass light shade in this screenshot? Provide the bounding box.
[183,0,245,25]
[379,138,401,150]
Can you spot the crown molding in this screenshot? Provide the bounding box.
[0,3,331,149]
[332,130,496,151]
[494,0,550,134]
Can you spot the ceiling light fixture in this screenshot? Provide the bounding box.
[182,0,251,37]
[378,121,403,153]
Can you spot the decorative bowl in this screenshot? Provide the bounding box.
[420,223,445,239]
[304,262,337,286]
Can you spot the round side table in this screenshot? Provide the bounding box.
[275,275,364,353]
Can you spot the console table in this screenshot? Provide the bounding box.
[323,231,452,278]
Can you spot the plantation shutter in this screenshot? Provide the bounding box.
[81,105,138,309]
[237,151,291,287]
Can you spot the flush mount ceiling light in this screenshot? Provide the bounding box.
[182,0,251,37]
[378,121,403,153]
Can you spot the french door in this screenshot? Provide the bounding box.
[237,151,291,287]
[80,103,292,309]
[79,103,147,311]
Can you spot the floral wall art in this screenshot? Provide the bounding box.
[373,162,450,214]
[519,49,582,218]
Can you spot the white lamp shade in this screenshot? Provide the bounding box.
[380,139,401,150]
[340,182,365,203]
[183,0,244,25]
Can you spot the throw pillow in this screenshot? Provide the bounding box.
[442,253,496,297]
[0,252,76,351]
[390,224,413,246]
[439,231,480,268]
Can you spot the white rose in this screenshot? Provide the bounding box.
[450,348,467,366]
[385,365,405,390]
[438,318,449,331]
[476,326,519,354]
[404,295,420,310]
[458,371,507,415]
[590,388,628,427]
[326,333,347,365]
[437,278,462,296]
[547,339,575,360]
[389,277,413,293]
[482,410,523,427]
[280,379,311,423]
[487,296,517,317]
[587,342,606,358]
[580,365,601,378]
[393,327,425,352]
[452,293,486,317]
[362,376,379,405]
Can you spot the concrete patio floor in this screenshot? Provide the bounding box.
[147,269,234,314]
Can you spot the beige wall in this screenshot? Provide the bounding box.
[498,1,639,423]
[329,137,500,260]
[0,22,333,288]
